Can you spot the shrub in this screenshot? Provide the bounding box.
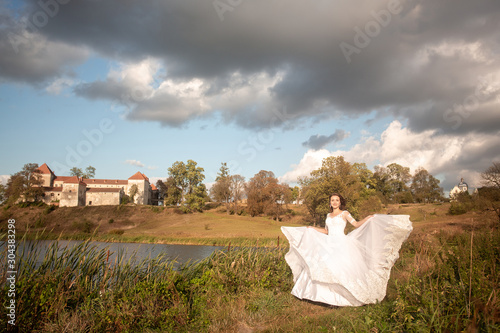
[72,219,96,233]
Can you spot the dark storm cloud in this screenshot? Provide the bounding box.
[1,0,500,134]
[302,130,350,150]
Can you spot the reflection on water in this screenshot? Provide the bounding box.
[0,240,226,269]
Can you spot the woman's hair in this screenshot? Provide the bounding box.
[329,193,346,212]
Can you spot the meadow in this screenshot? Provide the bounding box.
[0,203,499,332]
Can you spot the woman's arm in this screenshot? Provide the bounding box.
[307,226,328,234]
[345,211,373,228]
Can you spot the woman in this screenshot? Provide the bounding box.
[281,193,412,306]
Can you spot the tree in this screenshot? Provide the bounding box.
[300,156,364,224]
[410,167,443,203]
[83,166,96,179]
[167,160,207,212]
[155,179,167,205]
[482,162,500,189]
[229,174,245,213]
[265,182,290,221]
[291,186,300,204]
[69,166,96,178]
[5,163,45,205]
[373,163,412,203]
[210,163,232,213]
[128,184,139,204]
[480,162,500,222]
[246,170,278,217]
[69,167,83,177]
[163,177,182,206]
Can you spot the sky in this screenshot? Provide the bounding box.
[1,0,499,195]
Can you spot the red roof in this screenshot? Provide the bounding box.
[84,179,128,185]
[54,176,75,182]
[87,188,122,193]
[128,172,149,182]
[64,176,86,185]
[37,163,54,175]
[151,184,158,191]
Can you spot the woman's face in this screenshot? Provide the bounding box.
[330,195,341,210]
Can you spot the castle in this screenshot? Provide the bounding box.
[35,163,158,207]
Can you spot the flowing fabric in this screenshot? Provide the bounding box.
[281,213,412,306]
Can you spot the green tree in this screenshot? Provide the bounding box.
[69,167,83,177]
[373,163,412,203]
[291,186,300,204]
[70,166,96,178]
[411,167,443,203]
[155,179,167,205]
[300,156,363,224]
[83,166,96,179]
[5,163,44,204]
[163,177,182,206]
[168,160,207,212]
[210,163,232,213]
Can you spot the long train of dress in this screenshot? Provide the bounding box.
[281,214,412,306]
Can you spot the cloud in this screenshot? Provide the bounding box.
[280,120,500,192]
[46,77,75,95]
[302,130,350,150]
[0,3,89,84]
[4,0,498,133]
[125,160,145,168]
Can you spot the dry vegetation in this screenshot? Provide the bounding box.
[0,202,495,245]
[1,202,499,332]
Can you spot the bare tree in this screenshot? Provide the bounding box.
[230,174,245,213]
[480,162,500,222]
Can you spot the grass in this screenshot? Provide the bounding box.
[0,204,305,247]
[1,206,499,332]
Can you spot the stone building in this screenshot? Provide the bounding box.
[449,177,477,200]
[36,163,153,207]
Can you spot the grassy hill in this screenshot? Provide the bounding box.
[1,202,496,246]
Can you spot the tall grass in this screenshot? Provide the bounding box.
[1,225,499,332]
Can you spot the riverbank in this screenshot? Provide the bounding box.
[0,202,478,246]
[0,203,307,247]
[1,207,499,332]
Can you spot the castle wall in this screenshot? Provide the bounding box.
[86,190,122,206]
[41,188,62,205]
[60,183,86,207]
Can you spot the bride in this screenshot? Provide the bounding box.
[281,193,413,306]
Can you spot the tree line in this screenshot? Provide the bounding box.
[1,159,499,223]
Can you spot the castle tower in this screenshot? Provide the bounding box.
[36,163,55,187]
[127,172,151,205]
[60,176,86,207]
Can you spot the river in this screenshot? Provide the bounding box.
[1,240,227,270]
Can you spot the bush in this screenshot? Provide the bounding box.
[449,202,468,215]
[44,204,57,214]
[72,219,96,233]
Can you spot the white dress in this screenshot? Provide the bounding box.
[281,212,412,306]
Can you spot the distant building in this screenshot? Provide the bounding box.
[449,178,472,200]
[35,163,153,207]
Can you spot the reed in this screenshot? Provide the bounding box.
[1,225,499,332]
